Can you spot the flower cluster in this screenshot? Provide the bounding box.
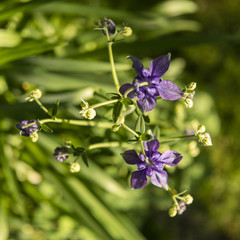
[16,120,39,137]
[122,136,182,190]
[195,125,212,146]
[120,54,183,114]
[53,147,69,162]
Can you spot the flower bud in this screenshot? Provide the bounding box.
[101,17,116,36]
[70,163,81,173]
[183,194,194,205]
[184,98,193,108]
[198,132,212,146]
[79,108,96,120]
[177,201,187,215]
[111,123,121,132]
[196,124,206,134]
[187,82,197,91]
[120,27,132,37]
[169,205,177,217]
[117,115,125,124]
[80,99,89,110]
[30,132,39,142]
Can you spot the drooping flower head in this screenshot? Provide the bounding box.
[101,17,116,36]
[16,120,39,137]
[121,137,183,190]
[120,54,183,114]
[53,147,69,162]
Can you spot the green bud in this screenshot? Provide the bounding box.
[80,99,89,109]
[184,98,193,108]
[117,115,125,124]
[121,27,132,37]
[186,82,197,91]
[111,123,121,132]
[30,132,39,143]
[32,89,42,99]
[196,124,206,134]
[168,205,177,217]
[183,194,194,205]
[70,163,81,173]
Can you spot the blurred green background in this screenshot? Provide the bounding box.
[0,0,239,239]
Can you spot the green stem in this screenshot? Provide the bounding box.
[105,27,120,93]
[159,134,196,143]
[34,98,52,118]
[87,141,129,151]
[123,82,148,98]
[39,118,113,128]
[121,123,139,138]
[90,99,118,109]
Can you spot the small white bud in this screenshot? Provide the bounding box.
[183,194,194,205]
[70,163,81,173]
[198,132,212,146]
[32,89,42,99]
[79,108,96,120]
[169,205,177,217]
[184,98,193,108]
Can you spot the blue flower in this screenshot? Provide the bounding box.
[16,120,39,137]
[120,54,183,113]
[53,147,69,162]
[121,138,183,190]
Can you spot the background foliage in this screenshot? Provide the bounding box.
[0,0,239,239]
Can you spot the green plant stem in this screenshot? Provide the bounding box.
[90,99,118,109]
[121,123,139,138]
[105,27,120,93]
[34,98,52,117]
[39,118,113,128]
[123,82,148,98]
[159,134,196,143]
[87,141,129,151]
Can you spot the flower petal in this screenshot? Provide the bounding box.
[137,95,156,113]
[119,83,135,99]
[149,54,171,77]
[121,150,141,165]
[151,169,168,190]
[127,56,144,79]
[131,170,148,189]
[158,80,183,101]
[159,150,183,166]
[144,138,159,153]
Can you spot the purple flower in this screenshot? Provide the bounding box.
[53,147,69,162]
[120,54,183,113]
[16,120,39,137]
[121,138,183,190]
[101,17,116,36]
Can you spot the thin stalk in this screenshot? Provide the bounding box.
[159,134,196,143]
[87,141,129,151]
[34,98,52,118]
[90,99,118,109]
[121,123,139,138]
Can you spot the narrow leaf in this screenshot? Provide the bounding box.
[122,98,133,105]
[112,101,123,123]
[51,99,59,119]
[141,133,153,141]
[135,115,145,133]
[82,152,89,167]
[40,123,53,133]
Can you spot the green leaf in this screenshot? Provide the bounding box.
[135,115,145,133]
[74,147,85,157]
[153,126,161,139]
[112,101,123,123]
[82,152,89,167]
[122,98,134,105]
[140,133,153,141]
[51,99,59,120]
[143,115,150,123]
[40,123,53,133]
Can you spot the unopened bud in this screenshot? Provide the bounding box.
[30,132,39,142]
[70,163,81,173]
[111,123,121,132]
[183,194,194,205]
[187,82,197,91]
[198,132,212,146]
[79,108,96,120]
[121,27,132,37]
[80,99,89,109]
[177,201,187,215]
[184,98,193,108]
[32,89,42,99]
[196,125,206,134]
[117,115,125,124]
[169,205,177,217]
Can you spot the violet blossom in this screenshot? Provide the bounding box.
[16,120,39,137]
[121,137,183,190]
[120,54,183,114]
[101,17,116,36]
[53,147,69,162]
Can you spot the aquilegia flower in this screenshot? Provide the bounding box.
[121,137,183,190]
[16,120,39,137]
[120,54,183,114]
[53,147,69,162]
